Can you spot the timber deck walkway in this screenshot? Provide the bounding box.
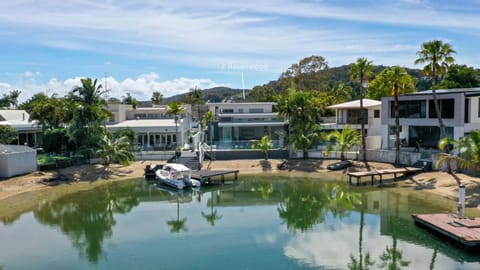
[346,167,423,185]
[413,213,480,248]
[191,169,239,185]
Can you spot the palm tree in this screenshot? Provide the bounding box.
[166,101,186,156]
[69,78,111,155]
[326,125,360,161]
[200,110,215,144]
[254,135,273,160]
[415,40,456,139]
[435,130,480,177]
[151,91,163,105]
[122,93,140,108]
[188,87,204,120]
[370,66,416,165]
[349,57,373,167]
[96,132,135,167]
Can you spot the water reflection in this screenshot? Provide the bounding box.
[33,181,140,264]
[1,177,478,269]
[201,189,222,226]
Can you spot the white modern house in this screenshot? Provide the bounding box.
[106,104,192,151]
[0,110,42,146]
[324,99,382,149]
[206,102,287,149]
[0,144,37,178]
[381,88,480,150]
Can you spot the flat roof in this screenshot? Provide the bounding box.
[218,122,287,127]
[327,99,381,109]
[107,119,178,128]
[400,88,480,97]
[206,102,277,105]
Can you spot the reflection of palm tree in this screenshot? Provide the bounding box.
[348,195,375,270]
[252,181,273,200]
[429,249,437,270]
[201,192,222,226]
[379,193,410,269]
[33,181,140,264]
[166,196,188,233]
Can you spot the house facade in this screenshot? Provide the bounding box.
[381,88,480,150]
[323,99,382,149]
[106,104,192,151]
[206,102,287,149]
[0,110,42,146]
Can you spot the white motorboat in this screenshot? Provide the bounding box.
[155,163,192,189]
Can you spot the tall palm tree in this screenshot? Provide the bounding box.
[349,58,373,167]
[415,40,456,139]
[166,101,186,155]
[69,78,111,155]
[371,66,416,165]
[436,130,480,177]
[326,125,361,161]
[151,91,163,105]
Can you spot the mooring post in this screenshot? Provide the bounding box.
[458,184,466,218]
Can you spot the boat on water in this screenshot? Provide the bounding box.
[156,163,194,189]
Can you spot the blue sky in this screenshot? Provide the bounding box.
[1,0,480,102]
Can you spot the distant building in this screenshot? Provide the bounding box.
[381,88,480,150]
[205,102,287,149]
[324,99,382,149]
[106,104,192,151]
[0,110,42,146]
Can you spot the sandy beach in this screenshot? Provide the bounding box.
[1,158,479,223]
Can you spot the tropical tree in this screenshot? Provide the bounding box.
[369,66,416,165]
[19,93,67,130]
[326,125,360,161]
[68,78,111,156]
[0,125,17,144]
[187,87,204,120]
[250,85,276,102]
[107,97,121,104]
[415,40,456,139]
[253,135,273,160]
[200,110,215,144]
[349,57,373,167]
[122,93,140,107]
[151,91,163,105]
[435,130,480,176]
[113,127,137,145]
[437,64,480,89]
[276,87,326,159]
[0,90,21,108]
[166,101,186,154]
[278,55,329,91]
[96,132,135,167]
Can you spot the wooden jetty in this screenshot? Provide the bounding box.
[412,213,480,248]
[191,169,239,185]
[346,167,422,185]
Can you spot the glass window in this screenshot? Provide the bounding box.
[428,99,454,119]
[249,108,264,113]
[390,100,426,118]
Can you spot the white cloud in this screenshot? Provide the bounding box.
[1,73,223,102]
[23,71,41,78]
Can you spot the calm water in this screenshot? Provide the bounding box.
[0,175,479,270]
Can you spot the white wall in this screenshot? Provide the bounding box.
[0,151,37,178]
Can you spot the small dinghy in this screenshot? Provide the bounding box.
[327,160,352,171]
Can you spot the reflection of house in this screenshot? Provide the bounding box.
[323,99,382,149]
[0,110,42,146]
[106,104,192,151]
[206,102,287,149]
[381,88,480,149]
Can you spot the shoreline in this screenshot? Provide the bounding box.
[1,159,479,223]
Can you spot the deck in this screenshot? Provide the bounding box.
[346,167,422,185]
[412,213,480,248]
[191,169,240,185]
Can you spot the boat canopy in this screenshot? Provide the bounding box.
[165,163,191,172]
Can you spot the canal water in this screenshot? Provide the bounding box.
[0,175,479,269]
